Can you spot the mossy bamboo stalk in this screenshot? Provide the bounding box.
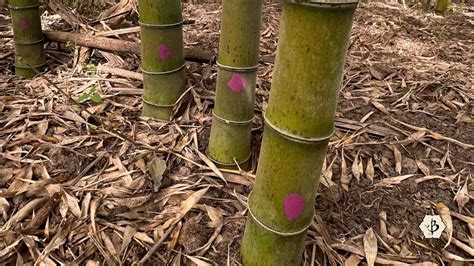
[207,0,263,169]
[139,0,186,121]
[241,1,358,264]
[435,0,451,13]
[9,0,45,78]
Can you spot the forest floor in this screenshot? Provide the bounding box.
[1,1,473,265]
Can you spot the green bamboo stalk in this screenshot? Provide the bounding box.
[207,0,263,169]
[139,0,186,121]
[241,1,358,264]
[435,0,451,13]
[10,0,46,78]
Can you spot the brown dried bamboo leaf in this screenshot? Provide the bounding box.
[147,156,167,191]
[440,148,449,169]
[379,211,389,242]
[374,174,416,188]
[85,261,100,266]
[0,197,10,217]
[363,228,377,266]
[7,166,32,194]
[101,231,119,263]
[366,158,375,181]
[0,168,13,182]
[1,197,47,232]
[90,198,100,234]
[0,238,21,258]
[195,150,226,184]
[167,221,182,252]
[134,231,154,244]
[442,250,474,262]
[81,192,92,219]
[63,110,87,123]
[409,130,426,142]
[120,226,137,255]
[436,203,453,249]
[454,180,470,208]
[352,154,361,182]
[468,223,474,249]
[112,157,133,186]
[442,232,474,256]
[344,254,362,266]
[392,145,402,174]
[371,101,390,115]
[204,205,224,228]
[416,160,430,176]
[341,150,350,191]
[163,187,209,229]
[62,190,81,218]
[39,222,70,260]
[183,254,212,266]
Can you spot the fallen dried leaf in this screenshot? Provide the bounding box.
[363,228,377,266]
[436,203,453,249]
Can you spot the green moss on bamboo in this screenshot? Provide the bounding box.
[241,2,357,264]
[10,0,45,78]
[207,0,263,169]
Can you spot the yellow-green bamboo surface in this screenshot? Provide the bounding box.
[207,0,263,169]
[10,0,45,78]
[139,0,186,121]
[241,1,357,264]
[435,0,451,13]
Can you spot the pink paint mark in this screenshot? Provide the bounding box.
[158,43,172,60]
[227,73,246,92]
[19,20,29,30]
[283,193,305,221]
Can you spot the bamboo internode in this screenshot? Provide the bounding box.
[207,0,263,169]
[9,0,45,78]
[139,0,186,121]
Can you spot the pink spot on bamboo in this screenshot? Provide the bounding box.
[19,20,29,30]
[158,43,172,60]
[283,193,305,221]
[227,73,246,92]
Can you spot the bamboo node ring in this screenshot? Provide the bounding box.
[140,63,185,76]
[14,37,45,46]
[212,111,253,126]
[287,0,359,5]
[15,63,46,69]
[141,86,191,109]
[216,61,258,72]
[138,21,183,29]
[263,112,334,144]
[8,4,41,10]
[247,191,312,236]
[205,150,251,167]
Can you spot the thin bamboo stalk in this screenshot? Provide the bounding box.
[207,0,263,169]
[9,0,46,78]
[241,1,358,264]
[139,0,186,121]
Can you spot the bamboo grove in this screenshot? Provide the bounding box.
[8,0,358,263]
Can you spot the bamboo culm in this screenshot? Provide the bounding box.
[241,1,357,264]
[207,0,263,169]
[139,0,186,121]
[10,0,46,78]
